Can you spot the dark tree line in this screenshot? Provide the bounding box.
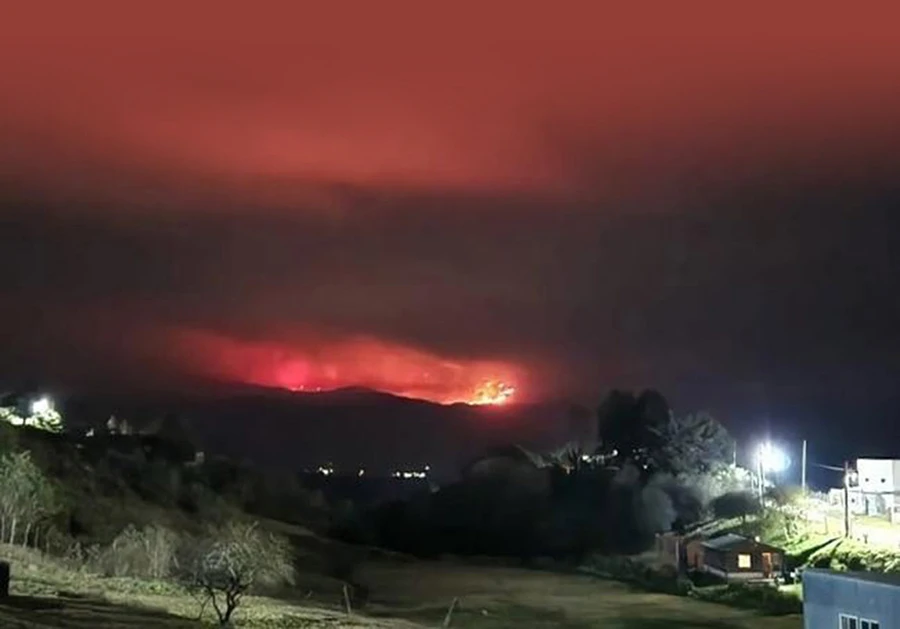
[597,389,734,477]
[337,390,738,560]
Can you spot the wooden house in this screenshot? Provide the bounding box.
[699,533,784,581]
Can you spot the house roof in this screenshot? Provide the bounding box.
[805,569,900,588]
[701,533,783,552]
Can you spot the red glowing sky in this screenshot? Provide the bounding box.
[4,4,899,204]
[1,3,899,406]
[168,329,523,405]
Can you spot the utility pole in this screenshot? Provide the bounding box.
[758,449,766,505]
[843,460,851,538]
[801,440,808,494]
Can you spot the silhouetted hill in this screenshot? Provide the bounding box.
[60,385,583,480]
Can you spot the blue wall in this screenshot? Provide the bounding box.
[804,570,900,629]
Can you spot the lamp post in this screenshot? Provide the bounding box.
[801,439,808,494]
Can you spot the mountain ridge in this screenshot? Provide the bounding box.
[56,383,588,480]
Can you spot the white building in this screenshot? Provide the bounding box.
[855,458,900,519]
[828,487,864,515]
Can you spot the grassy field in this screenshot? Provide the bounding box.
[1,539,803,628]
[358,560,802,629]
[0,542,418,628]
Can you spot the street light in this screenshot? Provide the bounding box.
[756,442,789,503]
[758,442,789,474]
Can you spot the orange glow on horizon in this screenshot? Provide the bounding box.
[169,329,523,406]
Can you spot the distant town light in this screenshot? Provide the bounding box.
[31,396,52,415]
[392,469,428,480]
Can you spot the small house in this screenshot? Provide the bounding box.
[803,569,893,629]
[698,534,784,581]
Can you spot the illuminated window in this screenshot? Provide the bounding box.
[861,620,880,629]
[737,554,752,569]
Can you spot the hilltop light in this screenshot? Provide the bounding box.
[31,396,52,415]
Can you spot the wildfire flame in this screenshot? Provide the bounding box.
[469,380,516,406]
[167,328,523,406]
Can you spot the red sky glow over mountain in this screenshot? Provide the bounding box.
[170,329,523,405]
[1,2,899,423]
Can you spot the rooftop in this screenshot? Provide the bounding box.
[701,534,748,550]
[701,533,783,552]
[805,569,900,588]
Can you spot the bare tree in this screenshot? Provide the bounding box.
[0,451,57,546]
[94,524,180,579]
[178,521,294,626]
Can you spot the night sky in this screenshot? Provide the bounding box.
[1,4,899,444]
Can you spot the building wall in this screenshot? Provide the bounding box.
[685,540,704,570]
[858,459,898,494]
[704,548,736,573]
[803,570,900,629]
[854,459,900,516]
[703,545,783,578]
[705,565,764,580]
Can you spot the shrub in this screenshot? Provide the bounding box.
[177,520,294,626]
[0,421,18,454]
[807,539,900,573]
[89,524,180,579]
[692,582,801,615]
[581,555,686,595]
[136,460,183,505]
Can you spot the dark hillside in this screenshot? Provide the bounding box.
[61,386,581,479]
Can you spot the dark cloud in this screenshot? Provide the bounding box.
[2,178,897,405]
